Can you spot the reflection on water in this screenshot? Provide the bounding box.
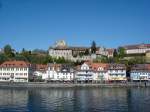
[0,89,28,112]
[0,87,149,112]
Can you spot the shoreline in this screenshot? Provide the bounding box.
[0,82,149,88]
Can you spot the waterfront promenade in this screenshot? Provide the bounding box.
[0,82,149,88]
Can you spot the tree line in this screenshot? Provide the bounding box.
[0,41,97,65]
[0,44,72,64]
[0,41,147,66]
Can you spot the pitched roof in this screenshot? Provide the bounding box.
[131,64,150,71]
[0,60,31,68]
[47,63,74,72]
[108,63,126,70]
[123,44,150,50]
[36,64,47,71]
[52,46,90,50]
[106,49,115,55]
[91,63,108,71]
[48,63,61,69]
[78,62,108,71]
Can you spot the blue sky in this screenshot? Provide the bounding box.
[0,0,150,51]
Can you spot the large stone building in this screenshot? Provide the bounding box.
[49,40,110,61]
[120,43,150,62]
[49,40,91,61]
[122,44,150,55]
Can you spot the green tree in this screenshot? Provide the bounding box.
[84,49,89,55]
[0,54,8,64]
[93,56,109,63]
[4,44,14,58]
[14,54,27,61]
[91,41,97,54]
[79,52,84,57]
[56,57,66,63]
[4,45,11,54]
[43,55,53,64]
[118,47,125,58]
[113,49,118,58]
[22,48,26,53]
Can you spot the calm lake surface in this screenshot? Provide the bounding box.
[0,87,149,112]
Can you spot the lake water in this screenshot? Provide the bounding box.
[0,87,149,112]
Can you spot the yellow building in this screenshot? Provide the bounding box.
[146,51,150,62]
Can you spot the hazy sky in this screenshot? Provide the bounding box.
[0,0,150,51]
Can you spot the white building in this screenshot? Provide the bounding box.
[49,40,110,62]
[108,64,126,81]
[44,64,74,82]
[0,61,34,82]
[49,40,73,60]
[75,62,109,83]
[122,44,150,55]
[130,64,150,81]
[43,64,59,80]
[91,63,109,82]
[75,63,94,82]
[33,64,47,80]
[49,48,72,60]
[106,49,114,58]
[96,47,109,57]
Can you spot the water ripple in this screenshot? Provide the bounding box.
[0,88,150,112]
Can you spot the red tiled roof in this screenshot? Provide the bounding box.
[91,63,108,71]
[0,61,31,68]
[48,63,62,70]
[80,62,109,71]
